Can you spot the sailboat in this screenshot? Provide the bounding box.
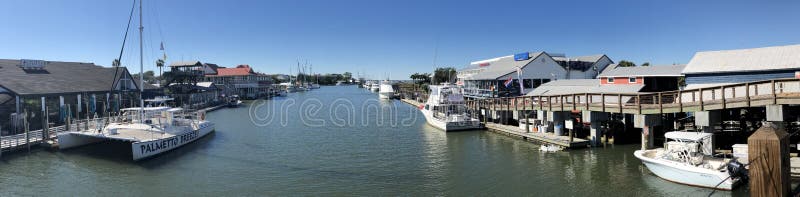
[57,0,215,161]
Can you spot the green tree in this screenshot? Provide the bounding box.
[618,60,636,67]
[641,62,650,67]
[342,72,352,81]
[433,67,457,84]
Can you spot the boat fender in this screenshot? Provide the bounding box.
[726,159,749,183]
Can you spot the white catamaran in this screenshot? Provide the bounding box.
[58,0,215,161]
[420,84,482,131]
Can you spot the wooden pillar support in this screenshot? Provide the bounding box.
[748,123,790,197]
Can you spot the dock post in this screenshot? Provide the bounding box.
[748,122,790,197]
[24,109,30,153]
[634,114,659,150]
[583,111,608,146]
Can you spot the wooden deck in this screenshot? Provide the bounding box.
[466,78,800,114]
[485,123,589,149]
[1,119,100,154]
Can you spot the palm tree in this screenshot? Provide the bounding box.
[156,58,165,85]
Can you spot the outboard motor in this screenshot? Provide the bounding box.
[727,159,749,183]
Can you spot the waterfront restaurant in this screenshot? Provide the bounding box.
[205,65,260,99]
[682,44,800,89]
[0,59,140,134]
[457,52,613,98]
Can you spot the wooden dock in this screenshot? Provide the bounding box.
[485,123,589,149]
[400,98,423,107]
[467,78,800,115]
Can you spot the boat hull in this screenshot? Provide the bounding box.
[379,92,393,99]
[131,122,215,160]
[422,110,482,132]
[634,150,736,190]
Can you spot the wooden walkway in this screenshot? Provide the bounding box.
[1,119,100,154]
[485,123,589,148]
[467,78,800,114]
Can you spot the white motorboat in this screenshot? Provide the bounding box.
[420,84,482,131]
[58,107,215,160]
[378,80,394,99]
[228,95,242,108]
[280,82,298,93]
[369,83,380,92]
[634,131,747,190]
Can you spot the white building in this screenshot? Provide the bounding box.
[457,52,613,98]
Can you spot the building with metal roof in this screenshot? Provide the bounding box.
[457,52,613,98]
[0,59,141,133]
[682,44,800,89]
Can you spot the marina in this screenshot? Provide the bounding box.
[2,0,800,196]
[0,86,749,196]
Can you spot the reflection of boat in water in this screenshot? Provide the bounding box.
[634,131,747,190]
[378,80,394,99]
[420,84,482,131]
[540,144,562,152]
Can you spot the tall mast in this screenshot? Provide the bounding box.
[138,0,144,121]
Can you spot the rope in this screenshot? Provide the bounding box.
[110,0,138,93]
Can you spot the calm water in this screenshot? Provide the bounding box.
[0,86,744,196]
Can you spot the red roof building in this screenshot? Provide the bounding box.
[211,65,254,76]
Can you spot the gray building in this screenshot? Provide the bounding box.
[683,44,800,89]
[0,59,140,133]
[457,52,613,98]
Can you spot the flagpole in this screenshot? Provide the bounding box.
[517,66,524,95]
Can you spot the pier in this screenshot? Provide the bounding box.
[485,123,589,148]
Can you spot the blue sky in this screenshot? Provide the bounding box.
[1,0,799,79]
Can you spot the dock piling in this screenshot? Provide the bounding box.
[748,122,790,197]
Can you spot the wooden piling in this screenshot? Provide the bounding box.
[748,122,790,197]
[24,109,30,153]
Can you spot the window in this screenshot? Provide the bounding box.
[629,77,636,83]
[607,78,614,83]
[522,79,538,88]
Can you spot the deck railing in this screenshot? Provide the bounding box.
[466,78,800,114]
[1,118,105,152]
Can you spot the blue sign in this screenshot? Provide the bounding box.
[514,52,530,61]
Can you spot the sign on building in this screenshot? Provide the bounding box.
[514,52,530,61]
[19,59,46,69]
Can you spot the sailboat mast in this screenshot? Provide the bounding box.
[138,0,144,121]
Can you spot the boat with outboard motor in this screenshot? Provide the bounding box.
[634,131,747,190]
[420,84,483,131]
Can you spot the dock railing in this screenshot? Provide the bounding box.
[467,78,800,115]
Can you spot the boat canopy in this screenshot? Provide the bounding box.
[664,131,713,142]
